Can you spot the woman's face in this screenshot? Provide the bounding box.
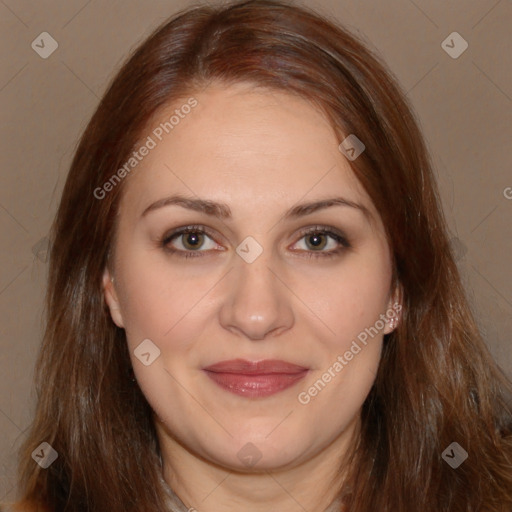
[103,82,399,471]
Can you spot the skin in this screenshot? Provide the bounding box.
[103,82,400,512]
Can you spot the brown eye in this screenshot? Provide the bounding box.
[291,226,351,259]
[180,231,205,250]
[161,226,219,258]
[304,232,328,251]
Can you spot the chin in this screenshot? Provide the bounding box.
[205,441,307,472]
[200,423,313,471]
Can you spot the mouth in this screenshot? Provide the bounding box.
[202,359,309,398]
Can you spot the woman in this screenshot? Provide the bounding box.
[5,0,512,510]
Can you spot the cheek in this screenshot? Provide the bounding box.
[115,257,176,339]
[116,252,218,354]
[294,257,392,344]
[298,252,391,414]
[116,235,392,355]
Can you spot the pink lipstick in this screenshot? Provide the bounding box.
[202,359,309,398]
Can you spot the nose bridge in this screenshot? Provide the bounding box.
[218,240,294,340]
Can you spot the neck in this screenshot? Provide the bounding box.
[155,416,358,512]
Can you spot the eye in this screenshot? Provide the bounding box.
[159,224,351,259]
[160,225,220,258]
[290,226,351,259]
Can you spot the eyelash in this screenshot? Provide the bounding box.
[159,224,351,260]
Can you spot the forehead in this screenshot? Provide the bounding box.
[118,83,378,224]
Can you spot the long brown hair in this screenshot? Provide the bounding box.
[6,1,512,510]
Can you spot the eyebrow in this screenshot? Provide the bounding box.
[141,194,372,223]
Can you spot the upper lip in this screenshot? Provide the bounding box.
[203,359,309,374]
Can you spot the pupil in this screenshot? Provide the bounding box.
[185,232,202,248]
[308,234,325,249]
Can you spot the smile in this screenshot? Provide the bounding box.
[202,359,309,398]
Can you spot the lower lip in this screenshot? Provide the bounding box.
[203,370,308,398]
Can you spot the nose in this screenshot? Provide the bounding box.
[218,249,295,341]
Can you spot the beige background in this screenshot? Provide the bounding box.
[0,0,511,502]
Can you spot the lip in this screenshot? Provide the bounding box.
[203,359,309,398]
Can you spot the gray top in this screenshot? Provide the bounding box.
[160,473,344,511]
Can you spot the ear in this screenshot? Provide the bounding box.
[382,282,403,335]
[102,268,125,328]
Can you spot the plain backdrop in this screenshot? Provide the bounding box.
[0,0,511,502]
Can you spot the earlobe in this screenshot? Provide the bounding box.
[102,268,125,328]
[383,283,403,335]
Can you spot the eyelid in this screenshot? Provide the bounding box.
[161,224,219,245]
[294,225,351,248]
[160,223,351,258]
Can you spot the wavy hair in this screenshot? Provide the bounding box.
[5,1,512,510]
